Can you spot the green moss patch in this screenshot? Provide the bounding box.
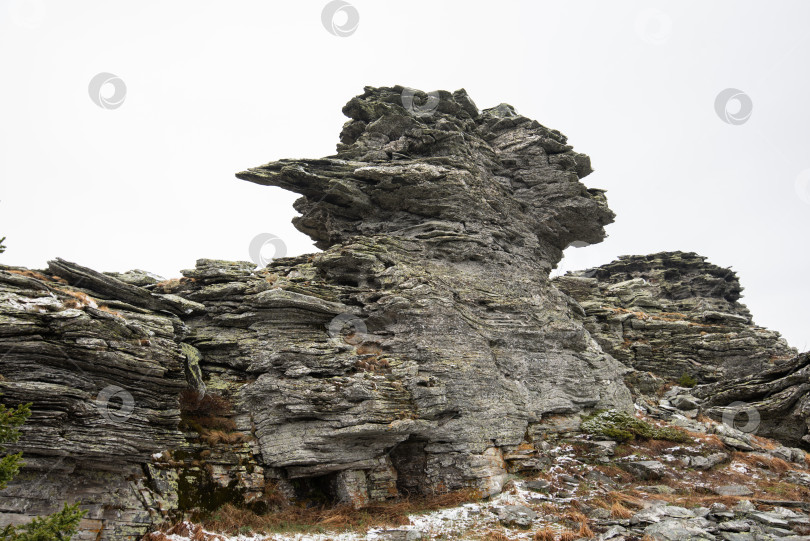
[581,409,691,443]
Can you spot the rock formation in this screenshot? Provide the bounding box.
[693,352,810,448]
[1,86,806,541]
[554,252,796,383]
[0,86,634,539]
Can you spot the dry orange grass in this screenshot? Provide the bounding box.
[634,438,683,454]
[751,435,779,450]
[754,479,810,501]
[6,269,68,283]
[539,502,561,515]
[732,452,792,474]
[533,528,557,541]
[558,529,577,541]
[595,463,634,483]
[57,288,97,309]
[607,490,644,508]
[97,304,124,317]
[685,432,726,451]
[484,531,514,541]
[201,430,251,446]
[589,497,610,510]
[196,489,482,535]
[610,503,633,519]
[578,522,595,538]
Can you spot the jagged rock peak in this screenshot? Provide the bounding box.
[566,251,745,306]
[555,251,796,383]
[237,85,614,270]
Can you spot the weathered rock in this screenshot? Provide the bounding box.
[712,484,754,497]
[554,252,796,384]
[0,263,189,539]
[492,505,536,528]
[693,352,810,449]
[3,85,806,541]
[682,452,728,470]
[621,460,667,480]
[749,512,790,528]
[644,518,713,540]
[670,395,701,411]
[524,479,551,492]
[719,521,752,532]
[0,86,634,539]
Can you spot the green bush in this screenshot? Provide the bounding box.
[581,409,691,443]
[0,398,85,540]
[677,372,698,388]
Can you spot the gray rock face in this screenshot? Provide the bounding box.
[206,86,632,492]
[237,85,614,269]
[0,86,633,539]
[693,352,810,449]
[621,460,667,480]
[712,485,754,497]
[3,86,805,541]
[493,505,537,528]
[0,264,188,539]
[554,252,796,383]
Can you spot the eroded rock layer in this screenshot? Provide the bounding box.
[693,352,810,448]
[554,252,796,383]
[0,86,633,539]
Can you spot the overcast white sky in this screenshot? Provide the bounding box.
[1,0,808,350]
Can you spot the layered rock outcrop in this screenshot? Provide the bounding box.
[2,86,805,541]
[0,86,633,539]
[693,352,810,448]
[554,252,796,383]
[0,262,189,538]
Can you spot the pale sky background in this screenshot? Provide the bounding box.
[1,0,808,350]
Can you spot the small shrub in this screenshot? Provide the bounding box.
[677,373,698,388]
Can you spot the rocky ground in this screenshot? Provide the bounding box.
[144,396,810,541]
